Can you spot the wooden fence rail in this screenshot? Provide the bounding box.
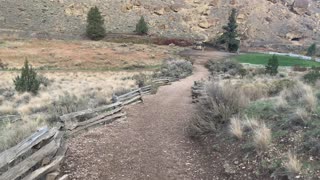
[0,76,179,180]
[0,126,66,180]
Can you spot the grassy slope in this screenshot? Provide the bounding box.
[234,53,320,67]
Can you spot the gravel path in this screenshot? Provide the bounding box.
[62,50,230,180]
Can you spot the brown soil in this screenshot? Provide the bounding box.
[61,50,231,179]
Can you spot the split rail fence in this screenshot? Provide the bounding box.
[0,77,176,180]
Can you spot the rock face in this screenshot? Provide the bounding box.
[0,0,319,47]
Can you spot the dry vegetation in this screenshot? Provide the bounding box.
[0,39,182,70]
[189,58,320,179]
[0,39,186,152]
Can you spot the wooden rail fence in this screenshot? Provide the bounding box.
[0,77,178,180]
[0,126,66,180]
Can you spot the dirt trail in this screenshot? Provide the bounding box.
[62,50,231,180]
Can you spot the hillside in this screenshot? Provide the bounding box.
[0,0,319,49]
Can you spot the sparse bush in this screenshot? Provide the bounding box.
[292,65,308,72]
[0,59,8,70]
[37,74,51,87]
[269,79,296,95]
[303,70,320,84]
[159,59,193,79]
[47,92,89,123]
[253,122,272,151]
[135,16,148,35]
[86,6,106,40]
[229,116,243,139]
[206,59,244,75]
[306,43,316,57]
[14,60,41,94]
[132,73,151,87]
[265,55,279,76]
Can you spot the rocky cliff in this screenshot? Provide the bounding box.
[0,0,319,48]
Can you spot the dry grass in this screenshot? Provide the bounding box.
[239,83,269,101]
[229,116,243,140]
[0,118,44,152]
[243,117,260,130]
[0,71,147,117]
[0,40,181,69]
[295,108,310,123]
[281,81,316,112]
[285,151,302,174]
[253,122,272,151]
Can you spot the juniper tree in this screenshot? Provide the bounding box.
[307,43,316,57]
[86,6,106,40]
[219,8,240,52]
[265,55,279,76]
[136,16,149,35]
[14,60,40,94]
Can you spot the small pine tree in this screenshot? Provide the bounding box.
[14,60,40,94]
[136,16,149,35]
[307,43,316,57]
[265,55,279,76]
[86,6,106,40]
[219,8,240,52]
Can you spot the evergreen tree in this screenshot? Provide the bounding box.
[219,8,240,52]
[14,60,40,94]
[136,16,149,35]
[307,43,316,57]
[86,6,106,40]
[265,55,279,76]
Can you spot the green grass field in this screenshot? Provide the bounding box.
[234,53,320,67]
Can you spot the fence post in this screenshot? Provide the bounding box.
[139,88,144,103]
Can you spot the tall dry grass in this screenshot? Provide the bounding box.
[229,116,243,139]
[281,81,316,112]
[285,151,302,175]
[253,122,272,151]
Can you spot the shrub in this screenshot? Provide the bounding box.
[86,6,106,40]
[132,73,151,87]
[0,59,8,70]
[269,79,296,95]
[306,43,316,57]
[281,81,316,112]
[188,82,250,137]
[206,59,244,75]
[253,122,272,151]
[153,38,193,47]
[135,16,148,35]
[47,92,89,123]
[159,59,193,79]
[14,60,41,94]
[292,65,307,72]
[265,55,279,76]
[303,70,320,84]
